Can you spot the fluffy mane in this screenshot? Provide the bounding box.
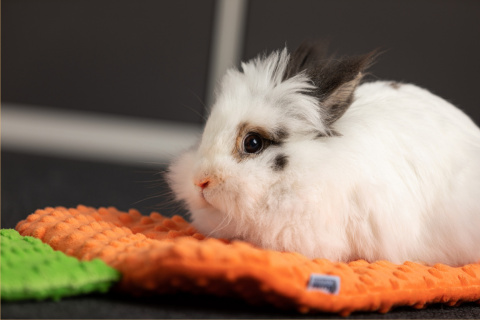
[214,44,376,137]
[215,48,326,136]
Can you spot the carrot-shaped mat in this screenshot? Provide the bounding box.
[1,229,120,301]
[15,205,480,316]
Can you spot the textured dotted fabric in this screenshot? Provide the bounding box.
[1,229,120,301]
[15,205,480,315]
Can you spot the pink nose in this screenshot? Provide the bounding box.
[195,179,210,190]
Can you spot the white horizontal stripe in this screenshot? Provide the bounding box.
[1,103,203,167]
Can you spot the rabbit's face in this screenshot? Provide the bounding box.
[168,43,376,249]
[169,49,323,240]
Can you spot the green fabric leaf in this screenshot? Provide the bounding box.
[1,229,120,301]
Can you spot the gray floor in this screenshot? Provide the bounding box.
[2,151,480,319]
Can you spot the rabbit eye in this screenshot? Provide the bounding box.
[243,133,264,154]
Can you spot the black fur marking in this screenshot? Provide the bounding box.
[316,129,340,138]
[389,81,402,89]
[283,40,330,82]
[272,154,288,171]
[283,41,379,132]
[271,127,289,145]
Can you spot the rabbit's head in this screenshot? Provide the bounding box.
[168,42,376,254]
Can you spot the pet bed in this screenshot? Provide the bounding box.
[15,205,480,316]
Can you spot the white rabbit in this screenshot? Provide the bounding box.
[168,41,480,266]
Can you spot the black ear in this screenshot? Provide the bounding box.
[285,41,378,130]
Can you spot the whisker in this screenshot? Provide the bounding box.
[136,161,173,167]
[185,91,208,121]
[133,178,164,183]
[206,209,233,237]
[146,201,188,218]
[131,194,164,205]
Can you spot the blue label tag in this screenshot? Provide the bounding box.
[307,274,340,294]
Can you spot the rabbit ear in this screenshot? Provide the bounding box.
[285,41,378,130]
[283,40,330,81]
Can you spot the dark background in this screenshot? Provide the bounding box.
[2,0,215,123]
[2,0,480,318]
[3,0,480,124]
[244,0,480,125]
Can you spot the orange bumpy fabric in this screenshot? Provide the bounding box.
[16,205,480,316]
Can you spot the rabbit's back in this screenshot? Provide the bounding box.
[328,80,480,265]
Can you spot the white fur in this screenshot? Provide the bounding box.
[168,49,480,266]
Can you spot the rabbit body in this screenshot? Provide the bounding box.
[168,44,480,266]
